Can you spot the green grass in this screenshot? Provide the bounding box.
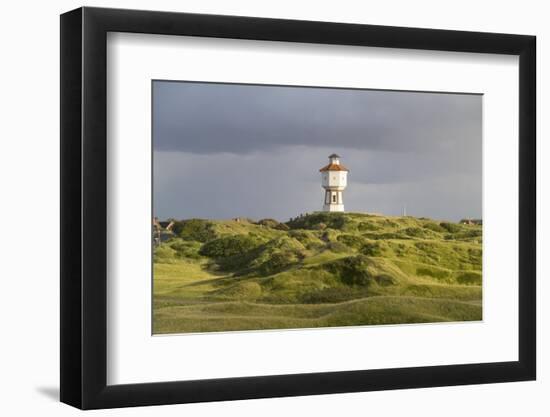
[153,212,482,334]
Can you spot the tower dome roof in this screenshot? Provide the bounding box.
[319,163,349,172]
[320,153,349,172]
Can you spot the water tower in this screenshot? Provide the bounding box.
[319,154,349,212]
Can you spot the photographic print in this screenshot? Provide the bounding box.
[152,81,482,335]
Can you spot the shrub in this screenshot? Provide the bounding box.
[289,230,322,246]
[288,229,325,251]
[199,235,259,258]
[321,229,339,242]
[423,222,446,233]
[454,229,482,240]
[403,227,428,238]
[358,222,381,232]
[257,218,289,230]
[323,255,374,286]
[301,287,365,304]
[172,219,217,242]
[383,219,400,228]
[153,245,176,263]
[258,251,301,275]
[337,234,365,250]
[361,241,382,256]
[214,236,305,274]
[456,272,482,285]
[374,274,396,286]
[440,221,461,234]
[214,281,263,300]
[416,267,449,280]
[326,241,350,253]
[414,242,437,252]
[389,242,407,257]
[468,248,482,263]
[286,212,347,230]
[363,232,409,240]
[168,239,202,260]
[306,242,326,251]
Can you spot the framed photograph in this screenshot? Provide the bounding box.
[60,6,536,409]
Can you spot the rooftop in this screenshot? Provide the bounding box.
[319,163,349,172]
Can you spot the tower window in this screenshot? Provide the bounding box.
[332,194,337,203]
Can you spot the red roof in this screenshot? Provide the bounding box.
[319,163,349,172]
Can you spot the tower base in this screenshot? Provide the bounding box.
[323,204,345,212]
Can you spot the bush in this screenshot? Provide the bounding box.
[210,236,305,274]
[456,272,482,285]
[258,251,301,275]
[361,242,382,256]
[172,219,217,242]
[168,239,202,260]
[468,248,482,263]
[403,227,428,238]
[363,232,409,240]
[389,242,407,257]
[289,230,322,246]
[326,241,350,253]
[314,222,328,230]
[199,235,260,258]
[358,222,381,232]
[214,281,263,300]
[286,212,348,230]
[414,242,436,252]
[153,245,177,263]
[306,242,326,251]
[416,267,449,280]
[337,234,365,250]
[257,218,290,230]
[321,229,339,242]
[323,255,374,286]
[301,287,366,304]
[374,274,396,286]
[423,222,446,233]
[383,219,400,228]
[440,222,461,234]
[454,229,482,240]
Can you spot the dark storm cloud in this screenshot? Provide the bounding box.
[153,81,482,221]
[153,81,481,156]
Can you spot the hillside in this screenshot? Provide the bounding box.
[153,212,482,334]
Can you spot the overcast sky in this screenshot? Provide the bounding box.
[153,81,482,222]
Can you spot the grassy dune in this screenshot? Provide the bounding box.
[153,212,482,334]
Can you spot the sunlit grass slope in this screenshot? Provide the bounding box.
[153,212,482,334]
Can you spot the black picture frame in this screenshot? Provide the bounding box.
[60,6,536,410]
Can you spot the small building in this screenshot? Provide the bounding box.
[159,220,175,231]
[460,218,483,226]
[153,217,175,246]
[319,154,349,212]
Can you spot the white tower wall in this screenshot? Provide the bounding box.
[323,190,345,212]
[321,171,347,189]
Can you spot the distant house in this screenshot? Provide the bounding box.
[153,217,175,246]
[159,220,175,231]
[460,218,482,226]
[153,217,160,228]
